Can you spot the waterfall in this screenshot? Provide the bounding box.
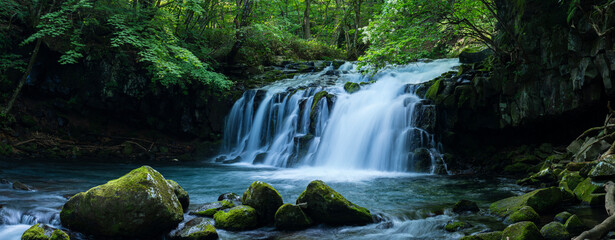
[218,59,460,173]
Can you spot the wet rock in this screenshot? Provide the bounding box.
[564,214,585,235]
[223,156,242,164]
[573,178,605,205]
[241,181,283,224]
[452,199,479,213]
[554,211,572,224]
[500,221,542,240]
[0,179,9,184]
[459,48,492,64]
[588,160,615,179]
[505,206,540,225]
[540,221,570,240]
[274,203,313,230]
[213,205,259,230]
[50,229,70,240]
[459,231,502,240]
[343,82,360,94]
[167,180,190,212]
[169,218,218,240]
[444,221,471,232]
[12,181,32,191]
[21,223,70,240]
[489,187,563,216]
[517,168,558,187]
[558,171,583,196]
[296,180,372,226]
[60,166,183,237]
[190,200,235,217]
[218,192,241,202]
[411,148,432,173]
[253,153,267,164]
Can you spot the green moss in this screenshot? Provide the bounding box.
[296,180,372,226]
[455,85,477,108]
[21,224,48,240]
[573,178,605,205]
[192,200,235,217]
[505,206,540,225]
[554,211,572,224]
[501,221,542,240]
[489,187,563,216]
[241,181,284,224]
[540,221,570,240]
[49,229,70,240]
[444,221,470,232]
[60,166,183,237]
[167,180,190,212]
[0,142,13,156]
[274,203,312,230]
[503,162,532,174]
[425,79,442,100]
[213,205,259,230]
[343,82,360,94]
[564,214,585,235]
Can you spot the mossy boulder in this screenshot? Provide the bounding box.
[191,200,235,217]
[540,221,570,240]
[296,180,372,226]
[505,206,540,225]
[21,224,49,240]
[588,161,615,179]
[344,82,360,94]
[564,214,585,235]
[444,221,471,232]
[213,205,259,231]
[274,203,313,230]
[500,221,542,240]
[169,218,218,240]
[167,180,190,212]
[452,199,479,213]
[218,192,241,202]
[573,178,605,205]
[554,211,572,224]
[241,181,283,224]
[489,187,563,216]
[60,166,184,237]
[460,231,502,240]
[559,171,583,192]
[49,229,70,240]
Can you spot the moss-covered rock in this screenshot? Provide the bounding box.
[503,162,533,174]
[425,79,442,101]
[489,187,563,216]
[540,221,570,240]
[60,166,184,237]
[49,229,70,240]
[191,200,235,217]
[296,180,372,226]
[213,205,259,231]
[505,206,540,225]
[167,180,190,212]
[452,199,479,213]
[218,192,241,202]
[559,171,583,192]
[564,214,585,235]
[170,218,218,240]
[588,161,615,179]
[241,181,283,224]
[444,221,471,232]
[573,178,605,205]
[21,224,48,240]
[500,221,542,240]
[554,211,572,224]
[274,203,313,230]
[344,82,360,94]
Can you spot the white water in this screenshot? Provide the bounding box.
[219,59,460,172]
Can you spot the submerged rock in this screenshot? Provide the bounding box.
[213,205,259,231]
[452,199,479,213]
[190,200,235,217]
[169,218,218,240]
[444,221,471,232]
[540,221,570,240]
[167,180,190,212]
[12,181,32,191]
[60,166,184,237]
[296,180,372,226]
[505,206,540,225]
[489,187,563,216]
[343,82,360,94]
[274,203,313,230]
[500,221,542,240]
[241,181,284,224]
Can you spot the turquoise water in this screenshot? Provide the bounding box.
[0,159,527,239]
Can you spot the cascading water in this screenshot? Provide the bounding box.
[218,59,460,172]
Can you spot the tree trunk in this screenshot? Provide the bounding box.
[227,0,253,65]
[303,0,311,39]
[573,181,615,240]
[2,38,42,116]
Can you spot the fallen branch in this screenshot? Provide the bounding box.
[13,139,35,147]
[573,181,615,240]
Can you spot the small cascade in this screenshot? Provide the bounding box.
[217,59,460,173]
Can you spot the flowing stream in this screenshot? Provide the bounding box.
[1,60,597,239]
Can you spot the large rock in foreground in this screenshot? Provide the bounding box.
[241,181,283,224]
[60,166,184,237]
[274,203,312,230]
[501,221,542,240]
[489,187,563,216]
[296,180,372,226]
[213,205,259,230]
